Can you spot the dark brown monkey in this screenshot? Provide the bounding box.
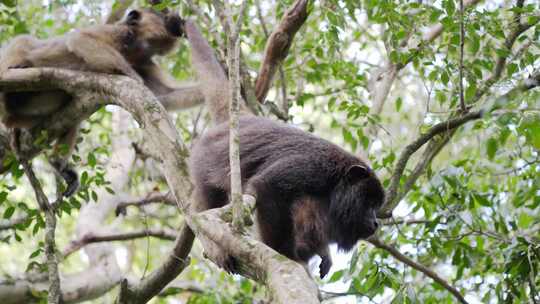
[189,115,385,278]
[0,8,184,196]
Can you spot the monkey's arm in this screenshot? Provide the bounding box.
[137,62,204,111]
[183,20,230,123]
[66,31,143,83]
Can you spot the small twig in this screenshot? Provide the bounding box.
[115,191,175,216]
[63,229,177,258]
[319,290,375,303]
[458,0,466,112]
[0,216,28,231]
[380,218,432,226]
[368,237,469,304]
[223,0,249,232]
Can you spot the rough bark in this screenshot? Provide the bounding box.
[255,0,309,103]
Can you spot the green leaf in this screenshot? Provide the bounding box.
[29,248,42,259]
[88,153,97,168]
[395,97,403,112]
[328,270,344,283]
[3,206,15,219]
[506,63,518,76]
[0,192,7,205]
[1,0,17,7]
[441,71,449,85]
[486,137,498,160]
[473,193,491,207]
[518,115,540,149]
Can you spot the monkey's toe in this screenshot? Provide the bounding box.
[319,257,332,279]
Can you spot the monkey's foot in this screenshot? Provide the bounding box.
[52,159,79,197]
[60,168,79,197]
[319,257,332,279]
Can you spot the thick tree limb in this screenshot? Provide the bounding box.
[368,237,469,304]
[255,0,309,103]
[188,203,320,304]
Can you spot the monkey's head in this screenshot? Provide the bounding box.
[122,8,184,57]
[329,164,385,251]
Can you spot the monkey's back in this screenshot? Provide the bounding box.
[189,115,363,196]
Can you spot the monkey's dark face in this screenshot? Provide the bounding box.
[329,165,385,251]
[123,9,183,57]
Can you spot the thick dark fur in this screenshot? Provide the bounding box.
[0,8,184,197]
[189,116,385,278]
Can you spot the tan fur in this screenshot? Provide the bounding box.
[0,8,185,197]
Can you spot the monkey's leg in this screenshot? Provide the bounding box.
[66,32,143,83]
[50,125,80,197]
[291,197,332,278]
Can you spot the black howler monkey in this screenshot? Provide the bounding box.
[189,115,385,278]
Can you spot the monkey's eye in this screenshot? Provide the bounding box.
[127,10,141,25]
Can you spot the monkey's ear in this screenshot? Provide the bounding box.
[126,10,141,26]
[345,165,370,182]
[165,14,184,37]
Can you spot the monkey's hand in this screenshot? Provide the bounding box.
[319,255,332,279]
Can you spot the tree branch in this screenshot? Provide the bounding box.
[117,226,194,304]
[63,229,177,258]
[16,152,61,303]
[223,0,249,232]
[368,237,469,304]
[0,216,28,231]
[367,0,483,132]
[115,192,176,216]
[255,0,309,103]
[380,111,482,217]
